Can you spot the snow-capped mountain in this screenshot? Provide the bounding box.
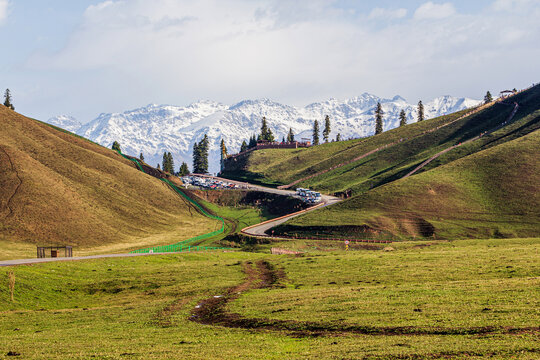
[47,94,480,173]
[47,115,82,133]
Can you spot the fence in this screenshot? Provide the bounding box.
[114,150,227,254]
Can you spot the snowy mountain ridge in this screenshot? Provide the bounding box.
[47,94,481,173]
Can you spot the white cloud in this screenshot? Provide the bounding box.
[23,0,540,120]
[414,2,456,20]
[369,7,407,20]
[0,0,9,24]
[492,0,540,11]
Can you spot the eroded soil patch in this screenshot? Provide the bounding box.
[190,260,540,337]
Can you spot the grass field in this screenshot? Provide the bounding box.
[1,238,538,359]
[0,107,218,260]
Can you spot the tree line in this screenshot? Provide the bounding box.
[237,100,425,149]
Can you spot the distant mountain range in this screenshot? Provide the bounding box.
[47,94,480,173]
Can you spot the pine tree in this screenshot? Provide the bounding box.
[312,120,320,145]
[260,117,269,140]
[192,142,200,173]
[157,163,161,170]
[112,141,121,152]
[281,136,285,143]
[336,133,341,141]
[484,91,493,104]
[194,134,209,174]
[3,89,14,110]
[287,128,295,142]
[399,109,407,127]
[323,115,331,142]
[162,152,170,173]
[266,128,275,142]
[167,152,174,174]
[248,134,257,148]
[179,162,190,176]
[139,152,144,161]
[417,100,424,122]
[259,117,275,142]
[375,102,384,135]
[240,140,248,153]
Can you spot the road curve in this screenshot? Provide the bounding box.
[193,175,342,237]
[1,177,339,266]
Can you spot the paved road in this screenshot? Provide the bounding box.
[0,252,170,267]
[1,177,340,266]
[188,174,343,237]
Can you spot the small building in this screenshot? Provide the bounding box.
[37,245,73,258]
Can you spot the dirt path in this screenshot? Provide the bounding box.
[0,250,229,267]
[190,260,540,337]
[402,102,520,179]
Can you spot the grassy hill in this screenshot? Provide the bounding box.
[274,129,540,240]
[221,85,540,239]
[0,106,218,259]
[222,85,540,197]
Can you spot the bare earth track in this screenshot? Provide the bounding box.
[190,260,540,338]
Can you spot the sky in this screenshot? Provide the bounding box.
[1,0,539,123]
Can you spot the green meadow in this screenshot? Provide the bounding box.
[1,238,538,359]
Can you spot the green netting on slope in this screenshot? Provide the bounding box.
[114,150,226,253]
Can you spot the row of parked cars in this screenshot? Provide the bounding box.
[181,175,239,190]
[295,188,322,204]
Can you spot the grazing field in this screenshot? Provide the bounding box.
[0,107,219,260]
[1,238,538,359]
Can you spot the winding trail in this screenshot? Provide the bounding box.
[190,260,540,337]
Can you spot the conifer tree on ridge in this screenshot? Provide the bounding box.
[323,115,331,143]
[375,102,384,135]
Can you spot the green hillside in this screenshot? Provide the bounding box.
[222,85,540,240]
[0,106,218,259]
[222,85,540,197]
[274,129,540,240]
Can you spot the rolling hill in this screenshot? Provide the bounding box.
[222,84,540,239]
[0,106,218,259]
[274,129,540,240]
